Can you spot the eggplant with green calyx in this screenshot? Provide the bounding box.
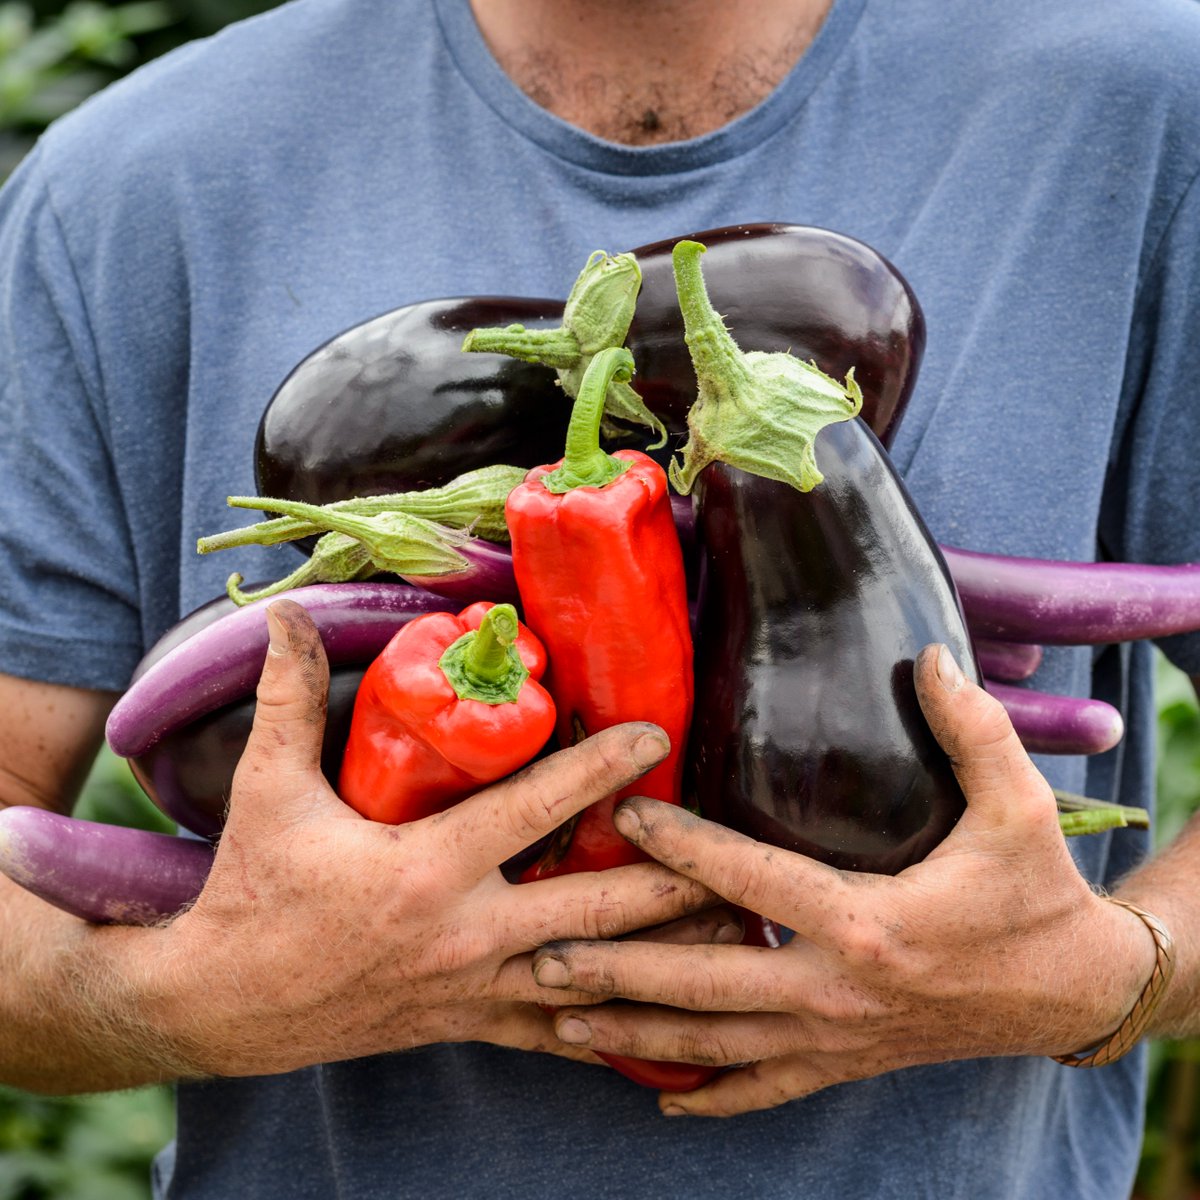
[465,224,924,458]
[672,239,978,875]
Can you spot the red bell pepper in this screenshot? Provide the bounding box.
[338,601,555,824]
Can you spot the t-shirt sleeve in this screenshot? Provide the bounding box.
[1101,167,1200,676]
[0,146,143,689]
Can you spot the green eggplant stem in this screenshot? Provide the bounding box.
[1053,788,1150,835]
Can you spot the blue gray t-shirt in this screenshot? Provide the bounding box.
[2,0,1200,1196]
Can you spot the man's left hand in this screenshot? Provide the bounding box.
[530,643,1157,1116]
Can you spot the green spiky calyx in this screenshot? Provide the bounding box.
[668,239,863,495]
[439,604,529,704]
[210,499,470,607]
[197,465,524,555]
[462,250,666,447]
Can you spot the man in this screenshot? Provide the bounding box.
[1,0,1198,1195]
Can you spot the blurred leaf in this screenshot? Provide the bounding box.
[74,744,174,833]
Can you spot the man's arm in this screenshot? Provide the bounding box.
[0,600,720,1095]
[529,644,1185,1117]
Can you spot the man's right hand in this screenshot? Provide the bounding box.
[118,599,716,1079]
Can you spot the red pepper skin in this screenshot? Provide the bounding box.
[338,602,554,824]
[508,436,711,1092]
[507,449,693,878]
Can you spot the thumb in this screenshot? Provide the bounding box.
[227,599,334,824]
[914,642,1057,836]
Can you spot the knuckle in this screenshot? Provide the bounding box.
[836,918,894,968]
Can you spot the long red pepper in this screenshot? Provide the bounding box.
[506,346,713,1092]
[507,347,693,877]
[338,602,555,824]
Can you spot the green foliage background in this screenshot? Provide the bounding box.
[0,5,1197,1196]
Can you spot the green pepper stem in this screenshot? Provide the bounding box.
[439,604,530,704]
[540,347,634,494]
[464,604,519,684]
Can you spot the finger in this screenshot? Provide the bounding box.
[622,905,744,947]
[607,799,861,945]
[489,954,619,1010]
[227,600,338,827]
[913,644,1058,836]
[508,862,718,951]
[474,1003,607,1068]
[660,1055,844,1118]
[551,1005,813,1068]
[435,722,671,881]
[531,940,811,1010]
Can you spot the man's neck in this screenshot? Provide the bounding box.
[469,1,834,146]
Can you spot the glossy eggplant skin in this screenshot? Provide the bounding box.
[688,421,979,876]
[629,223,924,450]
[255,297,572,505]
[253,225,924,512]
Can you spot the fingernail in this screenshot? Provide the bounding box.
[632,730,670,769]
[533,956,571,988]
[266,606,290,657]
[713,919,744,945]
[936,644,964,692]
[613,803,641,840]
[556,1017,591,1045]
[662,1105,689,1118]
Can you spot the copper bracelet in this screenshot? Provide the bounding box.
[1051,896,1176,1069]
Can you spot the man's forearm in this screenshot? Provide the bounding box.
[1116,808,1200,1039]
[1,876,196,1094]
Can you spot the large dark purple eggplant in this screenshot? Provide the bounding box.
[672,239,976,874]
[256,298,572,505]
[254,225,924,514]
[627,223,923,450]
[689,444,979,874]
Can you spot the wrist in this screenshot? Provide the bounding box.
[1050,894,1173,1068]
[69,919,209,1084]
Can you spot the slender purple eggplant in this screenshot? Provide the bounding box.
[0,807,213,924]
[131,664,368,838]
[107,582,455,758]
[973,638,1044,683]
[203,496,520,607]
[944,545,1200,645]
[985,682,1124,757]
[673,239,977,874]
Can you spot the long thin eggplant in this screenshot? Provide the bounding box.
[674,240,976,874]
[131,664,368,838]
[254,224,925,516]
[107,582,455,758]
[0,807,213,924]
[944,545,1200,645]
[973,638,1043,682]
[984,682,1124,757]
